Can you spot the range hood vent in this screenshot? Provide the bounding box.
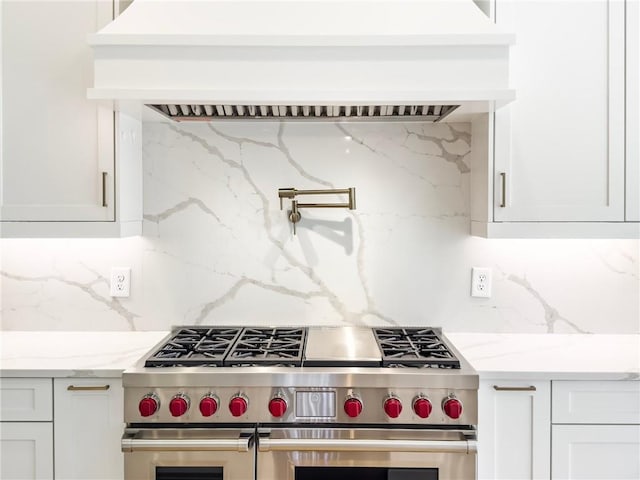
[148,104,459,122]
[89,0,515,121]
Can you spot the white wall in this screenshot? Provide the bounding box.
[1,121,638,333]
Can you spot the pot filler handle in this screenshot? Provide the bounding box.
[122,436,252,453]
[258,437,476,454]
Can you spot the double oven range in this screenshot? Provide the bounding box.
[122,326,478,480]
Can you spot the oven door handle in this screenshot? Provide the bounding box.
[122,437,252,453]
[258,437,476,454]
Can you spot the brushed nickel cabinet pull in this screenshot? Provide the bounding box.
[499,172,507,208]
[493,385,536,392]
[67,385,110,391]
[101,172,108,207]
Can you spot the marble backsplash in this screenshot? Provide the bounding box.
[1,121,638,333]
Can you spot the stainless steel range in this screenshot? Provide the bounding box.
[121,326,478,480]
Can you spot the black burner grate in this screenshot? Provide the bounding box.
[144,327,242,367]
[224,327,307,367]
[373,328,460,369]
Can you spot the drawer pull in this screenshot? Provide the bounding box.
[67,385,110,391]
[493,385,536,392]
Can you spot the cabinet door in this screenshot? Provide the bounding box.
[0,378,52,421]
[0,0,115,222]
[494,0,625,221]
[0,422,53,480]
[478,380,551,480]
[627,0,640,221]
[552,425,640,479]
[54,378,124,480]
[552,380,640,425]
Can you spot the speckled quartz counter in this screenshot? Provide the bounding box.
[0,331,168,377]
[446,333,640,380]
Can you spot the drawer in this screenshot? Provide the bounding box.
[0,378,52,421]
[552,424,640,479]
[553,381,640,424]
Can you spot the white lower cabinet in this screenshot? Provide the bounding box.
[0,422,54,480]
[54,378,124,480]
[551,380,640,480]
[479,379,640,480]
[0,377,125,480]
[0,378,54,480]
[478,379,551,480]
[552,425,640,480]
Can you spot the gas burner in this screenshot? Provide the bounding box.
[373,328,461,369]
[224,327,306,367]
[386,363,457,369]
[144,327,242,367]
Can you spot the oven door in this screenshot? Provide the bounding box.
[122,428,255,480]
[257,427,476,480]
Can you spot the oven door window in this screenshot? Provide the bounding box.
[296,467,438,480]
[156,467,223,480]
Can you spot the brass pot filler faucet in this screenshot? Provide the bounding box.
[278,187,356,235]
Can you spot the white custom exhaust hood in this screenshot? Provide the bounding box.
[88,0,515,121]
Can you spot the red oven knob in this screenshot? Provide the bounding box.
[138,396,159,417]
[383,397,403,418]
[169,395,190,417]
[344,397,363,418]
[229,396,248,417]
[443,397,463,419]
[268,398,287,418]
[412,397,433,419]
[199,396,218,417]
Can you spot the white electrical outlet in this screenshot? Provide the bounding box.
[110,267,131,297]
[471,267,492,298]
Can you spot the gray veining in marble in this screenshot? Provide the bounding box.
[506,274,590,334]
[1,270,138,330]
[1,120,638,333]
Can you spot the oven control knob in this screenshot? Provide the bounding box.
[443,397,463,419]
[138,395,159,417]
[383,397,403,418]
[344,397,363,418]
[229,396,248,417]
[169,395,190,417]
[413,397,433,419]
[268,398,287,418]
[199,396,218,417]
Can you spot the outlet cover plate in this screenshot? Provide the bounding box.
[110,267,131,297]
[471,267,492,298]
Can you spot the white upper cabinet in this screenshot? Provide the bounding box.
[494,0,625,222]
[471,0,639,238]
[0,0,141,237]
[1,0,114,221]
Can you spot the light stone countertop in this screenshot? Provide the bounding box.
[0,331,638,380]
[446,333,640,380]
[0,331,168,377]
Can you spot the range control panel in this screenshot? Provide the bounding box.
[126,387,477,425]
